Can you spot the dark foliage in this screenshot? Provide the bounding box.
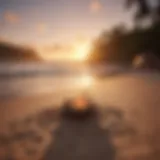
[0,42,40,62]
[88,0,160,66]
[88,23,160,65]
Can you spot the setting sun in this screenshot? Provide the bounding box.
[73,41,92,61]
[38,40,92,62]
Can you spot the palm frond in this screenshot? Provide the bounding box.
[126,0,135,8]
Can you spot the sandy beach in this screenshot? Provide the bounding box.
[0,72,160,160]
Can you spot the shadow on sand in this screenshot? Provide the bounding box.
[44,104,116,160]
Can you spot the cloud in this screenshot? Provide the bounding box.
[36,23,47,34]
[75,34,88,43]
[37,44,73,60]
[43,44,72,54]
[90,0,102,13]
[4,11,20,24]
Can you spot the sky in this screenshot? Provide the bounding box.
[0,0,133,60]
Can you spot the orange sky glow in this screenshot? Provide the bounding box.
[38,38,93,61]
[0,0,133,61]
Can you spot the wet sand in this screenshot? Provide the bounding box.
[0,72,160,160]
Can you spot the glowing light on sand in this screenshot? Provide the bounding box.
[72,97,89,111]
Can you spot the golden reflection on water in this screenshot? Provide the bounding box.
[79,75,94,88]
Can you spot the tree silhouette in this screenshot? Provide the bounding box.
[126,0,160,25]
[126,0,151,25]
[154,0,160,23]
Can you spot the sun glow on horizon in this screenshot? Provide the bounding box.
[73,41,92,61]
[38,40,92,62]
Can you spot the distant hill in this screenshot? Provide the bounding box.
[0,42,41,62]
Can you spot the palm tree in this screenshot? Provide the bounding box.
[154,0,160,23]
[126,0,151,23]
